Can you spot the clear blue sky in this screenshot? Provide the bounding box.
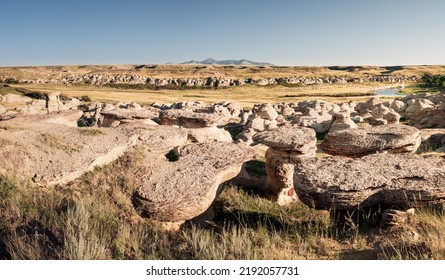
[1,0,444,66]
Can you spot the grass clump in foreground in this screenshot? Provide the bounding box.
[1,151,445,260]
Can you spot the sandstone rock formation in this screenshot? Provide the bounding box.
[132,142,254,223]
[159,109,227,128]
[294,153,445,210]
[321,124,421,157]
[408,103,445,128]
[99,107,159,127]
[0,115,187,186]
[253,125,316,205]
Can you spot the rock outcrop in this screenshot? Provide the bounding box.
[159,109,227,128]
[132,142,254,223]
[0,115,187,185]
[99,107,159,127]
[321,125,421,157]
[408,103,445,128]
[294,153,445,210]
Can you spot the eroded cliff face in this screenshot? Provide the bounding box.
[0,73,421,88]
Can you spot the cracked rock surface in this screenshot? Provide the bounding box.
[294,153,445,210]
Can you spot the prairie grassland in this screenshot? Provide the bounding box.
[1,150,444,260]
[9,83,397,107]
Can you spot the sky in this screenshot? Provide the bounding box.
[0,0,444,66]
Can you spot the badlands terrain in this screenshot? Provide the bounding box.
[1,64,445,260]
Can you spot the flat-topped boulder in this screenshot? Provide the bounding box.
[321,124,421,157]
[253,125,317,154]
[0,115,187,185]
[294,154,445,210]
[132,142,255,223]
[253,125,317,205]
[99,108,159,127]
[159,109,228,128]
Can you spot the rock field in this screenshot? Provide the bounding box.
[1,90,445,226]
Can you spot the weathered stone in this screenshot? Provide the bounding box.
[0,94,32,103]
[44,110,84,127]
[390,99,406,113]
[186,126,233,143]
[328,112,358,132]
[408,103,445,128]
[0,116,187,185]
[236,128,256,145]
[247,116,266,132]
[321,124,420,157]
[255,103,278,120]
[0,104,5,115]
[159,109,227,128]
[99,108,159,127]
[372,104,391,119]
[46,91,62,113]
[368,117,388,126]
[380,209,416,228]
[355,97,384,114]
[294,153,445,210]
[383,110,400,124]
[404,99,434,118]
[253,125,317,154]
[133,142,254,222]
[223,102,242,118]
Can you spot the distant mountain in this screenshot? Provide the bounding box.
[179,58,274,66]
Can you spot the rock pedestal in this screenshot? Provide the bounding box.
[253,125,316,205]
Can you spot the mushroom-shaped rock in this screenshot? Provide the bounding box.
[159,109,227,128]
[132,142,254,223]
[253,125,317,205]
[321,124,420,157]
[294,153,445,210]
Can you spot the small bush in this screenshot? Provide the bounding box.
[80,95,92,102]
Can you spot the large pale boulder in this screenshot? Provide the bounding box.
[159,109,228,128]
[99,108,159,127]
[0,94,32,103]
[0,115,187,185]
[321,124,421,157]
[255,103,278,120]
[132,142,254,223]
[404,99,434,118]
[186,126,233,143]
[294,154,445,210]
[408,103,445,128]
